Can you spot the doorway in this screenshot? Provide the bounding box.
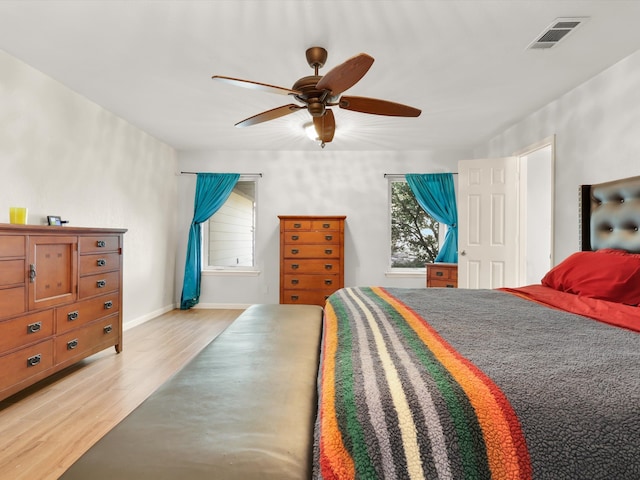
[516,137,555,286]
[457,136,555,288]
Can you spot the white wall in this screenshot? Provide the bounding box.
[177,149,465,306]
[475,48,640,264]
[6,41,639,313]
[0,49,179,326]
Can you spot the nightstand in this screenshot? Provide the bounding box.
[426,263,458,288]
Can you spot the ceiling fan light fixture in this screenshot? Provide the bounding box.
[303,121,319,141]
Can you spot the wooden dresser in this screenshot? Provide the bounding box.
[0,224,126,401]
[279,215,345,306]
[426,262,458,288]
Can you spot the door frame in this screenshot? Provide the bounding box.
[514,135,556,286]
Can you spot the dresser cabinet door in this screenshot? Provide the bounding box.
[28,236,78,310]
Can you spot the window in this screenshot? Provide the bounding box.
[389,177,441,270]
[203,178,258,273]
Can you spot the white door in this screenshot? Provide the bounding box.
[458,157,519,289]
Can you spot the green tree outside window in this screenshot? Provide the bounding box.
[391,182,440,267]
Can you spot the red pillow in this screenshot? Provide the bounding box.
[541,249,640,305]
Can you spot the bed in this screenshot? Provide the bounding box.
[313,175,640,479]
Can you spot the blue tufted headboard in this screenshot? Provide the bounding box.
[580,175,640,253]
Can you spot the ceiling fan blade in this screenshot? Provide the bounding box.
[235,104,304,128]
[313,109,335,143]
[315,53,374,95]
[339,96,421,117]
[212,75,302,96]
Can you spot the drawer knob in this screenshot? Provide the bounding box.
[324,264,333,270]
[291,279,299,285]
[291,249,299,255]
[324,249,333,255]
[325,235,333,241]
[104,325,113,334]
[96,240,106,248]
[290,295,299,301]
[291,264,299,270]
[104,300,113,309]
[322,223,330,228]
[293,223,301,228]
[67,311,79,322]
[27,322,42,334]
[67,339,79,350]
[446,284,454,288]
[27,354,41,367]
[436,271,444,276]
[97,258,106,267]
[324,279,333,285]
[96,279,106,288]
[291,235,299,241]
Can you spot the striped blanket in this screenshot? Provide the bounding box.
[313,286,640,480]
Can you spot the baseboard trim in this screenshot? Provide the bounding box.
[192,302,253,310]
[123,304,177,331]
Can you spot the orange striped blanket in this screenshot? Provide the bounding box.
[313,286,640,480]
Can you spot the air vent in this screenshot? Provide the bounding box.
[527,17,588,49]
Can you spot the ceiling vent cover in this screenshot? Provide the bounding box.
[528,17,588,49]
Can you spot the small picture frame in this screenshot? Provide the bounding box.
[47,215,62,226]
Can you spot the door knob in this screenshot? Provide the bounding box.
[460,250,467,256]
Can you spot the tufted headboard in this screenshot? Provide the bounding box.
[580,175,640,253]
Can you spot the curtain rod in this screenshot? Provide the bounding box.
[180,171,262,177]
[384,173,458,177]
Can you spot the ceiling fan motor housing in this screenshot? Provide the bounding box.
[292,75,328,117]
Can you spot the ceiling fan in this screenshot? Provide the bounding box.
[212,47,421,147]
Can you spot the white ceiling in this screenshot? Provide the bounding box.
[1,1,640,152]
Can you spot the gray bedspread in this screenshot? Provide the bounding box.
[314,287,640,479]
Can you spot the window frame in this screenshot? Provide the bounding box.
[201,174,260,277]
[385,175,445,278]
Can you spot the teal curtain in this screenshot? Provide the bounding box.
[405,173,458,263]
[180,173,240,310]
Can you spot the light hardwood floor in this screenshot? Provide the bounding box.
[0,308,242,480]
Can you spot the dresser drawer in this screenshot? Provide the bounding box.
[282,244,340,259]
[79,252,121,275]
[0,259,25,286]
[283,259,341,274]
[0,339,54,391]
[428,278,458,288]
[281,289,334,307]
[428,266,456,280]
[282,220,312,231]
[0,286,26,320]
[0,310,54,353]
[55,315,119,364]
[78,271,120,299]
[310,219,341,231]
[283,231,340,244]
[79,235,121,254]
[0,235,25,257]
[56,293,120,333]
[283,274,340,290]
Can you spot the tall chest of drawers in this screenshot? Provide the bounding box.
[279,216,345,306]
[0,224,126,401]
